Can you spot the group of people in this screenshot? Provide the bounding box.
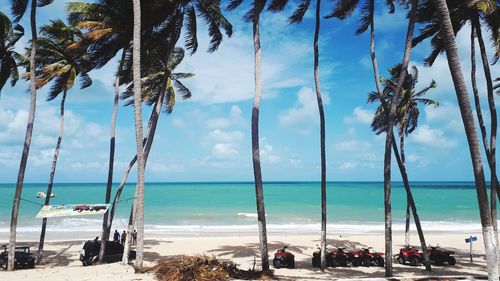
[113,229,137,245]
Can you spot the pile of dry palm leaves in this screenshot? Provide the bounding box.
[137,255,275,281]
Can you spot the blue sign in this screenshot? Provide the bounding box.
[465,236,477,243]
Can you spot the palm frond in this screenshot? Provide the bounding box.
[268,0,289,12]
[325,0,359,19]
[227,0,244,11]
[355,1,371,35]
[79,72,92,89]
[184,4,198,55]
[11,0,29,23]
[173,79,192,100]
[289,0,311,24]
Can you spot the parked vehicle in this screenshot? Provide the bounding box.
[79,240,136,266]
[313,246,352,268]
[394,246,422,266]
[273,246,295,269]
[352,247,384,267]
[0,245,36,269]
[428,246,456,266]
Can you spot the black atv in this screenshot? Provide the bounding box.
[79,240,136,266]
[0,245,36,269]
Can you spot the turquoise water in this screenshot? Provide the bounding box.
[0,182,493,236]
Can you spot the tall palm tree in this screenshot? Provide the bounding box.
[413,0,499,213]
[431,0,498,280]
[368,64,436,271]
[268,0,329,269]
[111,47,193,233]
[328,0,417,276]
[68,0,232,261]
[7,0,52,271]
[29,20,91,264]
[227,0,271,270]
[0,11,23,95]
[129,0,145,268]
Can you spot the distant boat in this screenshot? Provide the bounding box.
[36,192,55,199]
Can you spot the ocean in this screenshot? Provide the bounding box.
[0,182,492,238]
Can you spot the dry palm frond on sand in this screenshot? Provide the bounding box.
[136,255,275,281]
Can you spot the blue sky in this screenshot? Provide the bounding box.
[0,1,498,183]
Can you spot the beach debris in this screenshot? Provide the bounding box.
[136,255,275,280]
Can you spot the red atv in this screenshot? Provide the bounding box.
[273,246,295,269]
[428,246,456,266]
[352,247,384,267]
[394,246,422,266]
[312,247,352,268]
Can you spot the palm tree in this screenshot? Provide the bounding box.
[430,0,498,280]
[368,64,437,271]
[7,0,52,271]
[328,0,417,276]
[111,47,193,232]
[227,0,271,270]
[28,20,91,264]
[267,0,329,269]
[413,0,499,216]
[68,0,232,261]
[0,12,23,95]
[128,0,145,268]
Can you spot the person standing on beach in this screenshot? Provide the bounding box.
[121,230,127,245]
[113,230,120,242]
[132,230,137,245]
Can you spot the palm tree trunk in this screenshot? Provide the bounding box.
[391,135,431,271]
[106,79,166,236]
[469,21,498,233]
[401,133,411,246]
[8,0,37,271]
[130,0,145,268]
[368,0,383,97]
[382,0,417,276]
[432,1,498,279]
[472,12,499,228]
[312,0,327,271]
[99,50,127,263]
[36,89,67,264]
[252,9,269,272]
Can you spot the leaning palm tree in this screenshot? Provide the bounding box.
[430,0,498,280]
[111,47,193,232]
[227,0,271,270]
[328,0,419,276]
[369,64,437,253]
[68,2,233,254]
[413,0,499,217]
[7,0,52,271]
[29,20,91,264]
[0,11,23,95]
[267,0,329,269]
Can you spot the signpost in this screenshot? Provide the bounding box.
[465,235,477,263]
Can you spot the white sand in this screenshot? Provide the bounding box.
[0,231,491,280]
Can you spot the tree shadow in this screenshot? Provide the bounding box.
[207,241,310,259]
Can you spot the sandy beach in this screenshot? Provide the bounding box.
[0,231,491,280]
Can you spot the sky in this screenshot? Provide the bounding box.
[0,1,498,183]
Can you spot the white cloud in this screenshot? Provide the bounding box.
[424,102,463,133]
[211,143,239,160]
[205,105,245,129]
[343,107,374,125]
[409,124,457,149]
[279,87,330,135]
[171,118,185,128]
[261,144,281,164]
[339,161,358,170]
[206,129,244,143]
[334,140,373,152]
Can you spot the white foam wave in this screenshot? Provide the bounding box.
[0,220,487,238]
[237,212,258,218]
